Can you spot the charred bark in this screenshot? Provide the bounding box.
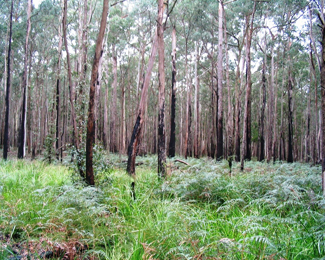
[287,75,294,163]
[127,35,158,175]
[168,27,177,158]
[3,0,13,160]
[241,3,256,170]
[216,0,223,161]
[85,0,109,185]
[319,12,325,195]
[157,0,166,177]
[258,48,266,161]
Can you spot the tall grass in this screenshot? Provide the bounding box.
[0,156,324,259]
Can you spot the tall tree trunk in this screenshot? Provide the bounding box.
[310,7,319,163]
[306,50,312,163]
[194,41,200,158]
[110,46,118,152]
[224,7,233,161]
[268,42,275,162]
[216,0,224,160]
[209,53,216,158]
[168,26,177,158]
[272,55,278,162]
[103,85,109,150]
[77,0,88,145]
[127,34,158,175]
[234,46,244,162]
[184,39,191,159]
[27,50,32,155]
[55,7,63,161]
[287,74,294,163]
[157,0,166,177]
[3,0,13,160]
[319,11,325,195]
[258,40,266,161]
[86,0,109,185]
[94,43,104,145]
[63,0,79,152]
[121,83,126,153]
[241,2,256,170]
[18,0,32,159]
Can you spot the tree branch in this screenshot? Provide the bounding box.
[111,0,126,7]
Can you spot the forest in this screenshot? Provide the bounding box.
[0,0,324,173]
[1,0,325,259]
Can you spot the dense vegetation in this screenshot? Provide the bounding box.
[1,0,325,166]
[0,155,324,259]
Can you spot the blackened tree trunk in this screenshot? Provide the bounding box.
[241,2,256,170]
[86,0,109,185]
[258,41,266,161]
[3,0,13,160]
[268,38,275,162]
[168,26,177,158]
[216,0,223,160]
[127,35,158,175]
[157,0,166,177]
[287,74,294,163]
[18,0,32,159]
[94,45,105,145]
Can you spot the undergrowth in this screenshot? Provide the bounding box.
[0,156,324,259]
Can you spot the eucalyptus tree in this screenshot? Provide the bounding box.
[55,2,64,161]
[240,0,256,170]
[322,18,325,196]
[173,0,211,158]
[177,0,195,158]
[126,17,158,175]
[314,0,325,194]
[63,0,79,155]
[28,0,62,156]
[168,24,177,158]
[216,0,224,160]
[224,3,233,165]
[105,4,134,152]
[224,0,248,162]
[257,33,267,162]
[157,0,166,177]
[17,0,32,159]
[3,0,13,160]
[86,0,109,185]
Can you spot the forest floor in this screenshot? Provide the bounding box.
[0,152,324,260]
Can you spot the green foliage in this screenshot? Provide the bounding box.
[43,133,56,164]
[0,157,324,259]
[68,144,112,183]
